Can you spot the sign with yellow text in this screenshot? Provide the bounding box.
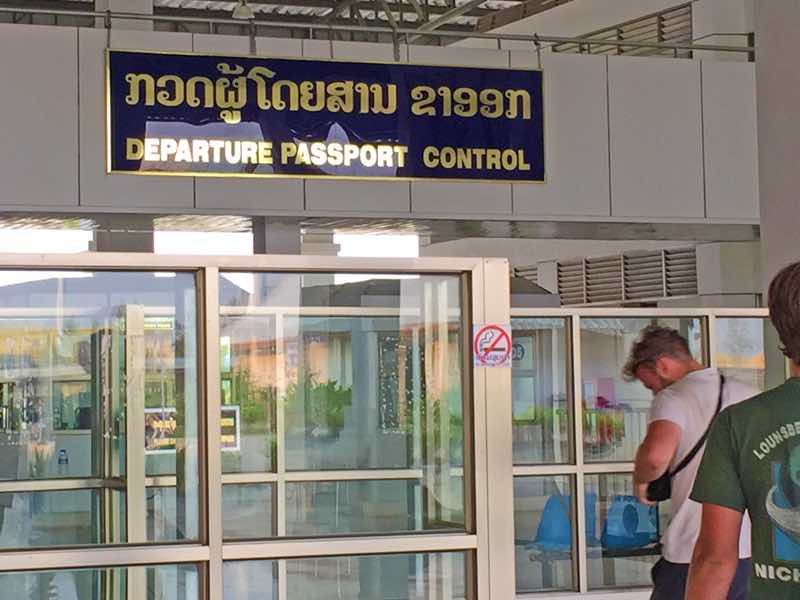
[107,50,544,182]
[145,406,240,454]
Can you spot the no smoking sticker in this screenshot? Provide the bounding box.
[473,324,512,368]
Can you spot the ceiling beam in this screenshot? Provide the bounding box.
[375,0,399,29]
[324,0,493,18]
[404,0,427,22]
[0,0,494,20]
[414,0,486,33]
[474,0,573,33]
[320,0,359,22]
[152,4,473,31]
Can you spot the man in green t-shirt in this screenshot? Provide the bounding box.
[688,261,800,599]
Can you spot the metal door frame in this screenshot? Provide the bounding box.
[0,252,511,600]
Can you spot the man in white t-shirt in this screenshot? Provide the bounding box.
[625,325,755,600]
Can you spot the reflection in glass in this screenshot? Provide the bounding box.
[585,474,666,589]
[0,563,200,600]
[287,479,464,536]
[220,316,276,475]
[715,318,785,391]
[224,560,278,600]
[514,476,574,593]
[220,273,466,533]
[145,486,199,542]
[580,317,704,462]
[225,554,467,600]
[223,483,273,540]
[0,489,109,548]
[286,552,468,599]
[511,318,570,464]
[0,271,200,547]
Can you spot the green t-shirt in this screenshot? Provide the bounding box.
[692,378,800,598]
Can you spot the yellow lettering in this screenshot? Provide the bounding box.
[394,146,408,168]
[486,149,502,170]
[281,142,297,164]
[501,149,517,171]
[296,142,311,165]
[518,150,531,171]
[126,138,144,160]
[423,146,439,168]
[456,148,471,170]
[257,142,273,164]
[517,149,531,171]
[473,148,486,169]
[440,146,456,169]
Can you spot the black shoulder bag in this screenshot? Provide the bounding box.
[646,373,725,503]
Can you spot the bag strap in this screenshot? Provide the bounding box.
[669,373,725,478]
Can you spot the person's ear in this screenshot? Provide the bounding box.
[653,356,671,379]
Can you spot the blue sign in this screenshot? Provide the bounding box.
[107,50,544,182]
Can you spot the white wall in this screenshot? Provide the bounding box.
[0,23,760,225]
[754,0,800,289]
[480,0,680,45]
[421,238,692,268]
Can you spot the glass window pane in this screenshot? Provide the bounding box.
[287,479,464,536]
[514,475,574,593]
[224,560,278,600]
[511,318,570,464]
[223,483,273,540]
[580,317,704,462]
[715,317,786,391]
[146,486,204,543]
[0,563,200,600]
[585,474,666,590]
[225,555,467,600]
[0,489,107,547]
[0,270,200,547]
[286,552,468,599]
[220,315,276,475]
[220,273,467,533]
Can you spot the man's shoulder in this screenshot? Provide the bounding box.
[660,370,717,401]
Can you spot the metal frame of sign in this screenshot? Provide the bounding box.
[105,48,546,184]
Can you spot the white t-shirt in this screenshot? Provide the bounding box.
[648,367,755,563]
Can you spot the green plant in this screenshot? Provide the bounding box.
[227,368,275,433]
[284,372,352,437]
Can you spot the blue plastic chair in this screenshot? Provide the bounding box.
[526,492,600,553]
[600,495,659,550]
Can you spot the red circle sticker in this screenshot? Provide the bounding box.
[473,324,512,367]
